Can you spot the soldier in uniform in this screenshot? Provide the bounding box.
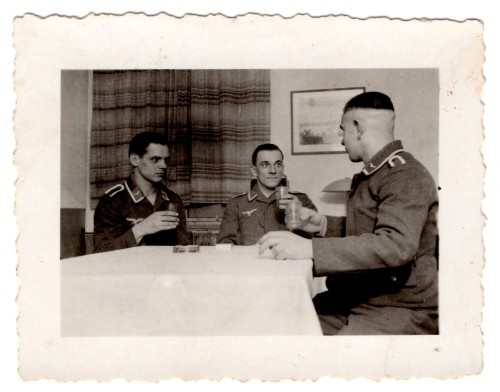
[217,143,317,245]
[258,92,439,335]
[93,132,191,253]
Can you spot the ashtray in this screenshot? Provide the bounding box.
[173,245,200,253]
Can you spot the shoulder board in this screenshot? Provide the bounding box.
[105,183,125,198]
[289,190,305,195]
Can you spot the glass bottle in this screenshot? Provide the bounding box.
[276,175,289,202]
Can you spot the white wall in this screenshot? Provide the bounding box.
[270,69,439,216]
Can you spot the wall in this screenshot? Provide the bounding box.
[270,69,439,216]
[60,70,91,258]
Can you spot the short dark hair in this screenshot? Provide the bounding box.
[251,143,283,166]
[129,132,168,157]
[344,91,394,112]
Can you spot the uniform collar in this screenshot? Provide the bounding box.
[362,140,405,176]
[125,175,171,204]
[247,183,275,203]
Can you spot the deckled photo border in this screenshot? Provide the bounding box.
[14,14,484,381]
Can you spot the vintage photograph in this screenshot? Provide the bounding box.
[60,69,439,337]
[14,14,484,381]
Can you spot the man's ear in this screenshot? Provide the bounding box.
[250,165,257,178]
[130,154,139,167]
[354,119,365,140]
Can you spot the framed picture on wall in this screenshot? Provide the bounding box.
[291,87,365,154]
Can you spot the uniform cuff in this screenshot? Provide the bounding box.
[314,215,328,237]
[124,228,140,247]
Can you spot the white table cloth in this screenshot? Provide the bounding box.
[60,246,323,336]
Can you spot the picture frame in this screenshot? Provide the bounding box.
[291,87,366,154]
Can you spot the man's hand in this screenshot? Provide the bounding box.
[132,211,179,243]
[278,198,327,234]
[257,231,313,260]
[295,207,326,234]
[277,194,296,210]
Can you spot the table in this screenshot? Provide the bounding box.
[60,246,323,336]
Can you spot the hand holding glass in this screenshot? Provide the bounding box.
[132,207,179,243]
[277,191,294,210]
[163,202,179,230]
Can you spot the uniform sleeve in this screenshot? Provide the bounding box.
[93,196,138,253]
[296,192,318,211]
[216,199,241,244]
[313,163,437,275]
[323,215,346,238]
[291,193,322,239]
[174,196,192,245]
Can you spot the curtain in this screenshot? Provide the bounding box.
[89,70,270,208]
[189,70,270,203]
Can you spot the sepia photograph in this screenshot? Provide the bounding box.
[12,12,485,382]
[60,68,439,338]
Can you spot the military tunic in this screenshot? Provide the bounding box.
[312,140,439,334]
[217,185,317,245]
[93,175,191,253]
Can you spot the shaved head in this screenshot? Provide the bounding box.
[350,108,395,135]
[339,92,397,163]
[344,91,394,112]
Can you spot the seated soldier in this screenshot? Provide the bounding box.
[217,143,317,245]
[258,92,439,335]
[93,132,191,253]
